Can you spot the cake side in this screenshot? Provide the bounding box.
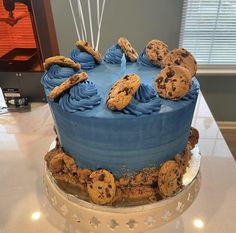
[45,61,199,177]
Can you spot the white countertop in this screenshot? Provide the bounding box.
[0,93,236,233]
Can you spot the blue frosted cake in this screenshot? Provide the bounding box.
[42,38,200,205]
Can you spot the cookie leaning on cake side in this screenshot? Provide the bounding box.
[154,65,192,100]
[87,169,117,205]
[118,37,139,62]
[48,72,88,101]
[145,39,169,67]
[75,40,102,63]
[106,73,141,111]
[163,48,197,77]
[43,55,81,71]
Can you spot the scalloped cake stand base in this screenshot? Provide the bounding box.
[43,145,201,233]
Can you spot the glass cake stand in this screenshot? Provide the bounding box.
[43,142,201,233]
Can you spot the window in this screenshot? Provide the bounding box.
[179,0,236,66]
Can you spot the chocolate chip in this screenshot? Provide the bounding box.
[194,59,197,64]
[173,87,176,91]
[157,76,164,83]
[123,75,129,80]
[165,78,169,83]
[181,51,189,57]
[147,45,152,49]
[123,87,130,95]
[98,186,102,189]
[168,92,173,96]
[108,184,112,189]
[166,69,175,78]
[98,174,105,181]
[105,187,110,194]
[90,185,93,189]
[174,59,181,65]
[158,84,166,89]
[106,193,111,198]
[173,79,177,82]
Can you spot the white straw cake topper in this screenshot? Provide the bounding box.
[68,0,106,50]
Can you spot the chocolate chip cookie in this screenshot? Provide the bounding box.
[155,65,192,100]
[163,48,197,77]
[145,39,169,67]
[107,74,141,110]
[188,127,199,149]
[87,169,116,205]
[48,72,88,101]
[75,40,102,63]
[158,160,182,197]
[43,56,81,71]
[118,37,138,62]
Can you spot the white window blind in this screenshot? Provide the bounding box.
[179,0,236,65]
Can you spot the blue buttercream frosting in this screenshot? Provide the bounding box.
[137,49,156,68]
[69,48,97,70]
[103,44,131,64]
[123,83,161,116]
[183,77,200,100]
[58,81,101,113]
[41,65,77,90]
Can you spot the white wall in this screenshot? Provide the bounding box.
[50,0,184,55]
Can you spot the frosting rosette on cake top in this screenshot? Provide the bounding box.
[59,81,101,112]
[137,49,157,68]
[183,77,200,100]
[69,48,97,70]
[103,44,131,64]
[41,64,77,90]
[123,83,162,116]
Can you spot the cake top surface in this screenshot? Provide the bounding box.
[41,38,199,119]
[42,62,199,118]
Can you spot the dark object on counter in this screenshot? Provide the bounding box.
[6,97,31,112]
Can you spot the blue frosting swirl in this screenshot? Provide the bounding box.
[103,44,130,64]
[41,65,77,90]
[183,77,200,100]
[123,83,162,116]
[69,48,97,70]
[59,81,101,113]
[137,49,156,68]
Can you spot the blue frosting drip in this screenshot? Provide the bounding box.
[123,83,162,116]
[103,44,131,64]
[69,48,97,70]
[41,65,77,90]
[137,49,156,67]
[183,77,200,100]
[59,81,101,113]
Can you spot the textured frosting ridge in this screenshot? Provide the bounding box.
[59,81,101,113]
[41,65,76,90]
[123,83,162,116]
[103,44,129,64]
[69,48,97,70]
[137,49,156,67]
[183,77,200,100]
